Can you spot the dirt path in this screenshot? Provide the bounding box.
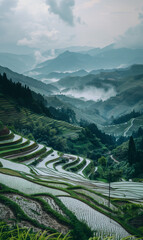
[110,154,119,164]
[123,118,135,137]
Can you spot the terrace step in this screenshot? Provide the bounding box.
[9,144,46,162]
[0,138,29,152]
[0,139,31,156]
[0,130,14,141]
[6,141,38,159]
[0,134,22,146]
[67,157,86,173]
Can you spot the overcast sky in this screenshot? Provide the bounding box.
[0,0,143,53]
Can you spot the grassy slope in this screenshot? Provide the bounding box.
[0,93,106,159]
[0,94,81,139]
[102,114,143,137]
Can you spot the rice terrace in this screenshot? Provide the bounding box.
[1,1,143,239]
[0,125,143,239]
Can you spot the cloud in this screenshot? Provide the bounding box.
[0,0,18,14]
[47,0,75,26]
[0,0,143,53]
[115,12,143,49]
[63,86,116,102]
[18,28,59,49]
[0,0,18,21]
[83,0,100,8]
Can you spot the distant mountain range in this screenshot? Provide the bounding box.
[1,44,143,129]
[0,53,36,73]
[26,45,143,80]
[46,64,143,121]
[1,63,143,126]
[0,65,58,96]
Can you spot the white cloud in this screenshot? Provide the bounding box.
[115,11,143,48]
[83,0,100,8]
[0,0,143,53]
[0,0,18,14]
[18,28,59,48]
[63,86,116,102]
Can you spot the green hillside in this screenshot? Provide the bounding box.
[0,89,111,160]
[0,65,58,96]
[0,127,143,239]
[103,114,143,138]
[0,67,143,239]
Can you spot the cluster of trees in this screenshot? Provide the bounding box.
[112,110,141,125]
[133,127,143,138]
[11,115,112,161]
[0,121,3,131]
[110,132,143,180]
[0,73,116,163]
[80,123,115,147]
[0,73,77,124]
[94,156,122,182]
[49,106,77,124]
[0,73,52,117]
[128,136,143,177]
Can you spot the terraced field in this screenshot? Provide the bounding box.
[0,130,143,239]
[0,95,81,140]
[103,115,143,137]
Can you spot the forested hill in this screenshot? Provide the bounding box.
[0,72,76,124]
[0,65,58,96]
[0,72,114,160]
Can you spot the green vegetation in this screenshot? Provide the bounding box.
[0,183,93,240]
[0,222,71,240]
[0,66,143,239]
[98,156,107,168]
[0,142,37,157]
[112,135,143,180]
[0,139,29,151]
[0,121,4,131]
[63,157,80,170]
[113,110,141,125]
[0,72,77,125]
[0,72,52,118]
[83,161,95,178]
[12,146,46,162]
[69,159,86,172]
[128,136,136,165]
[0,222,140,240]
[0,94,110,160]
[0,131,14,141]
[31,149,53,166]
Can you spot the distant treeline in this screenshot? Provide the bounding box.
[0,73,76,124]
[113,110,141,125]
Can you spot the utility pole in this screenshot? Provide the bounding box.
[108,180,111,208]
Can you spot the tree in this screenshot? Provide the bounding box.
[98,156,107,168]
[128,136,136,165]
[0,121,4,131]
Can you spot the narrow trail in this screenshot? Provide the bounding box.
[110,154,119,164]
[123,118,135,137]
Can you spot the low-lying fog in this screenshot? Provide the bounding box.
[62,86,116,102]
[41,78,60,84]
